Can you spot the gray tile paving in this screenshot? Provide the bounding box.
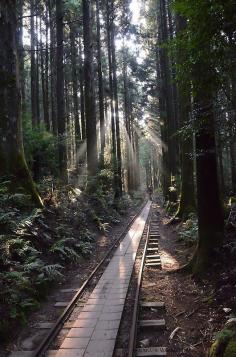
[61,337,90,349]
[56,202,151,357]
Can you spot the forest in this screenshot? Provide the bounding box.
[1,0,236,356]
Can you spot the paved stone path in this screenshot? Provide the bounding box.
[55,201,151,357]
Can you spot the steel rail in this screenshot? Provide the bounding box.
[127,206,152,357]
[32,201,147,357]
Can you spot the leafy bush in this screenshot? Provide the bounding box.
[50,238,82,261]
[22,113,58,177]
[97,169,114,192]
[179,213,198,242]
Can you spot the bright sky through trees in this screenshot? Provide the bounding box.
[130,0,141,25]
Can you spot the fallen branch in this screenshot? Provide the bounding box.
[175,310,185,317]
[169,327,181,340]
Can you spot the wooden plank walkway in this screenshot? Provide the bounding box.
[55,202,151,357]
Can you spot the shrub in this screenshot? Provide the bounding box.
[22,113,58,177]
[179,213,198,242]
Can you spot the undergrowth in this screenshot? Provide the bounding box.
[0,178,142,341]
[178,213,198,244]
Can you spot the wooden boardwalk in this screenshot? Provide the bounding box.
[55,202,151,357]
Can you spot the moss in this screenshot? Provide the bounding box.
[210,339,221,357]
[224,340,236,357]
[209,326,236,357]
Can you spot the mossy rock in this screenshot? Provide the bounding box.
[209,324,236,357]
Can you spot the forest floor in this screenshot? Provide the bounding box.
[0,184,143,356]
[115,201,236,356]
[152,204,236,356]
[2,193,236,356]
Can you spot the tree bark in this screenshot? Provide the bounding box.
[70,25,81,168]
[176,15,195,219]
[56,0,67,181]
[16,0,25,110]
[96,0,105,168]
[49,0,57,135]
[193,96,224,272]
[157,0,171,199]
[110,0,122,197]
[42,3,50,131]
[106,0,119,196]
[30,0,38,127]
[79,37,86,142]
[0,0,43,207]
[83,0,98,179]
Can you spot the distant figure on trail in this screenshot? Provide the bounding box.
[147,185,153,201]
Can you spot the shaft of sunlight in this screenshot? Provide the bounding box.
[130,0,141,25]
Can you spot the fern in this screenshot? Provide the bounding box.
[42,264,64,280]
[7,193,32,209]
[17,208,44,230]
[81,229,95,242]
[64,247,80,261]
[23,258,44,273]
[76,242,92,256]
[98,221,110,233]
[50,237,80,261]
[0,212,17,227]
[19,298,39,311]
[0,180,11,194]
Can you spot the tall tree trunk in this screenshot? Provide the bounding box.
[40,17,48,130]
[16,0,25,110]
[157,1,171,199]
[30,0,41,179]
[217,133,225,194]
[35,10,40,123]
[110,0,122,197]
[43,4,50,131]
[177,115,195,219]
[106,0,119,197]
[0,0,43,207]
[79,37,86,142]
[230,138,236,193]
[96,0,105,168]
[176,15,195,219]
[83,0,98,179]
[49,0,57,135]
[193,95,224,272]
[30,0,38,126]
[56,0,67,181]
[230,80,236,193]
[70,25,81,169]
[123,48,133,193]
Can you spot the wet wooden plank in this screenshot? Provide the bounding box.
[139,319,165,327]
[140,301,165,308]
[60,288,78,293]
[146,259,161,264]
[35,322,54,329]
[145,255,160,259]
[54,302,69,307]
[136,346,167,356]
[145,262,162,268]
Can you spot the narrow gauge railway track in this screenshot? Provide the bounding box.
[9,202,148,357]
[127,205,166,357]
